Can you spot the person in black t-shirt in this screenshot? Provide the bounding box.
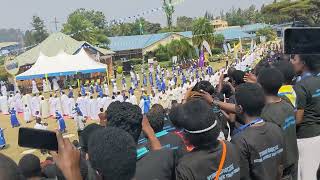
[258,68,298,180]
[144,104,186,151]
[231,83,284,180]
[291,54,320,180]
[175,98,240,180]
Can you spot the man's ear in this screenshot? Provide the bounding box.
[235,105,243,114]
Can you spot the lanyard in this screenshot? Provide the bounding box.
[234,118,264,135]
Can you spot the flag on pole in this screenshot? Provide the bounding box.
[139,22,144,35]
[202,40,212,56]
[199,48,205,67]
[223,43,228,54]
[250,39,254,53]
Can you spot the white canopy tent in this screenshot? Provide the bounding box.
[16,48,107,80]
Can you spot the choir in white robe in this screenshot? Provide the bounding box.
[0,96,8,115]
[115,94,124,102]
[84,96,90,117]
[8,95,15,110]
[97,96,104,109]
[103,96,112,110]
[14,93,23,113]
[76,96,86,117]
[23,105,31,123]
[88,98,98,120]
[1,85,7,97]
[43,79,50,92]
[31,95,40,116]
[68,97,76,118]
[60,93,69,116]
[52,78,60,91]
[32,80,39,94]
[22,94,32,111]
[129,95,137,105]
[40,99,50,119]
[103,83,109,96]
[54,97,63,116]
[48,96,55,116]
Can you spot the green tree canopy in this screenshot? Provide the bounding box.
[154,38,195,61]
[256,27,277,41]
[62,9,109,47]
[24,16,49,46]
[192,18,214,49]
[177,16,194,31]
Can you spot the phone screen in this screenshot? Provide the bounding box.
[18,128,58,151]
[284,28,320,54]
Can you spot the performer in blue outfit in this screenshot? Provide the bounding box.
[68,87,74,98]
[143,73,147,87]
[161,79,166,92]
[182,74,187,86]
[80,85,86,96]
[149,72,153,87]
[9,108,20,128]
[143,95,151,114]
[56,111,66,133]
[0,128,6,149]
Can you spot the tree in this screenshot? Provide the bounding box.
[177,16,194,31]
[256,27,277,41]
[163,0,175,29]
[192,18,214,49]
[106,18,162,36]
[24,16,49,46]
[0,29,24,43]
[154,38,195,61]
[62,9,109,47]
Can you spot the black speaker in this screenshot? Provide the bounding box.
[123,61,132,72]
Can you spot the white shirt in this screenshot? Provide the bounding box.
[34,123,47,130]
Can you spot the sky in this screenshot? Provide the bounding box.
[0,0,273,31]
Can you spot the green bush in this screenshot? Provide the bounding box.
[129,58,143,65]
[211,48,223,54]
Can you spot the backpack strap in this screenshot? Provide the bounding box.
[215,140,227,180]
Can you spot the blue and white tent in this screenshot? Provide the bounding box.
[16,48,107,80]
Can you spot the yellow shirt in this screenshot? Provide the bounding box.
[278,85,296,108]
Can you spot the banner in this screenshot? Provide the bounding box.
[199,49,204,67]
[223,43,228,54]
[227,43,232,52]
[202,40,212,56]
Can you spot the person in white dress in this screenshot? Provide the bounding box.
[31,80,39,94]
[129,92,137,105]
[54,95,63,116]
[22,93,32,112]
[1,84,7,97]
[0,95,9,115]
[23,104,32,123]
[14,91,23,113]
[40,97,49,119]
[68,95,76,118]
[88,96,98,120]
[103,82,109,96]
[52,77,60,91]
[115,92,124,102]
[97,95,104,110]
[103,95,112,110]
[31,94,40,116]
[60,91,69,116]
[42,79,50,92]
[8,94,15,110]
[48,94,55,117]
[84,94,90,118]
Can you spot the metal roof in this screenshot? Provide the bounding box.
[108,23,268,51]
[15,32,114,67]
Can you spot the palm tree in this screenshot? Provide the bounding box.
[163,0,175,30]
[192,18,214,49]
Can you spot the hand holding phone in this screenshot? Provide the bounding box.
[18,128,58,151]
